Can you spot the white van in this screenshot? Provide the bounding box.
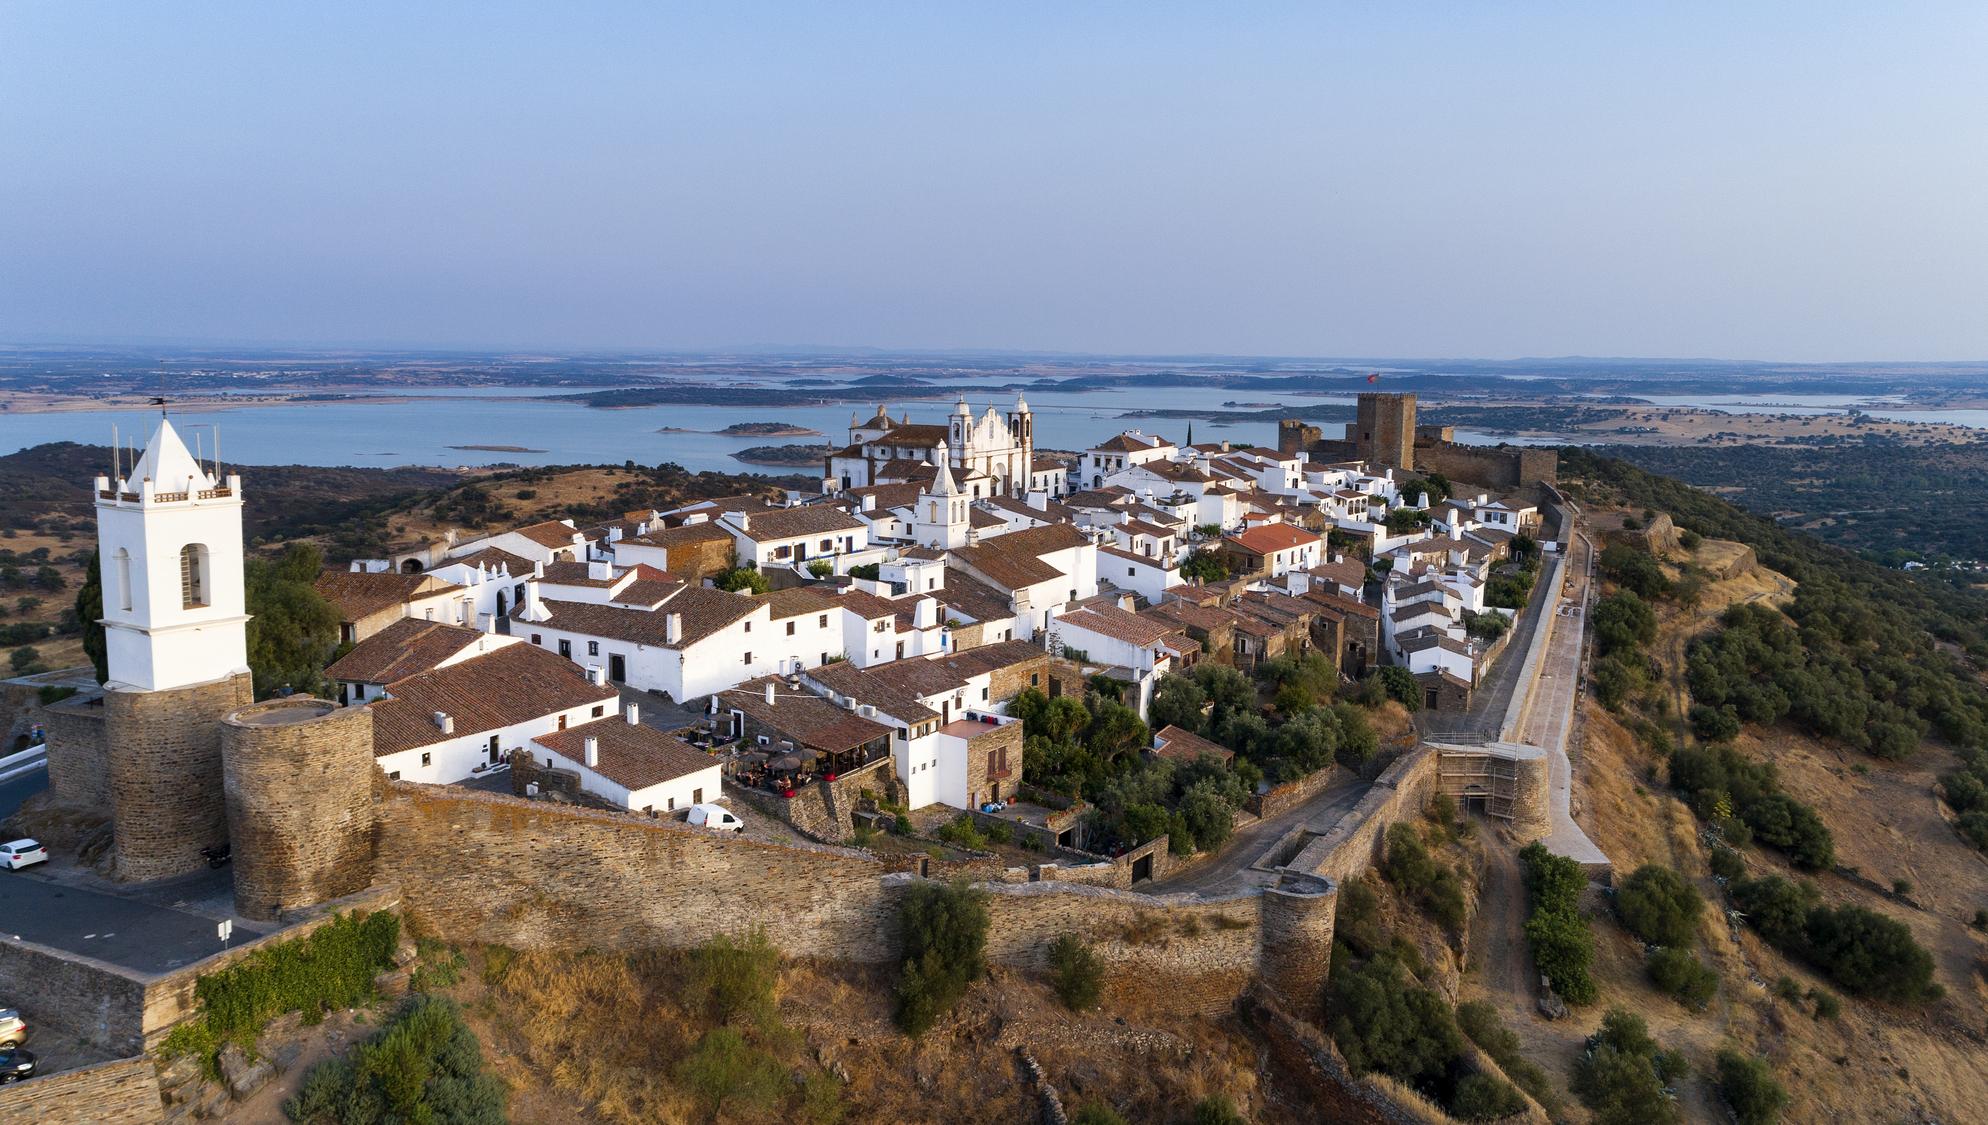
[686,804,745,833]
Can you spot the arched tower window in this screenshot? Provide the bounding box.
[113,548,133,612]
[180,543,210,609]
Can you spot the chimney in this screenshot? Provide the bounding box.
[584,736,599,768]
[607,526,623,543]
[586,665,605,685]
[588,559,613,581]
[764,681,777,706]
[478,612,494,633]
[665,612,683,645]
[624,701,640,726]
[729,510,750,532]
[913,597,939,629]
[433,711,454,734]
[861,493,876,512]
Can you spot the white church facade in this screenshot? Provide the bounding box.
[826,393,1035,497]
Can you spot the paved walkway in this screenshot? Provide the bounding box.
[1144,772,1368,896]
[1516,530,1609,866]
[0,867,268,974]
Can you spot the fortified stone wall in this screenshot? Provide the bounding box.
[1414,443,1559,490]
[1290,748,1438,888]
[376,784,1331,1015]
[221,698,377,921]
[39,692,109,810]
[0,934,150,1055]
[1249,767,1342,818]
[0,1054,162,1125]
[106,670,254,882]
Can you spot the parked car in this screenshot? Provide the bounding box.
[0,841,45,871]
[0,1009,24,1047]
[686,803,745,833]
[0,1047,36,1083]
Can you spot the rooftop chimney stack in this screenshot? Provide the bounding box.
[624,701,640,726]
[584,736,599,768]
[433,711,454,734]
[665,612,683,645]
[764,681,777,706]
[586,665,605,685]
[588,559,613,581]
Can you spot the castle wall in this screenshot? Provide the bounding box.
[1414,443,1558,490]
[105,671,254,882]
[1289,747,1438,888]
[221,698,377,921]
[40,692,110,810]
[0,1055,161,1125]
[375,783,1332,1016]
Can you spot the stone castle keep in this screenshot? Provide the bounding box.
[1278,390,1559,490]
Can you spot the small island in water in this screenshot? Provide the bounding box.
[731,443,831,466]
[449,444,545,453]
[658,421,824,437]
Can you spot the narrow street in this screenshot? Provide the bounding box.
[1144,772,1368,896]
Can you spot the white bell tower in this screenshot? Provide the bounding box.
[94,419,252,692]
[909,443,971,550]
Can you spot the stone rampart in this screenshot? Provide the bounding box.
[1290,748,1438,887]
[375,783,1332,1016]
[37,690,110,811]
[1247,766,1340,818]
[0,935,150,1055]
[0,1054,161,1125]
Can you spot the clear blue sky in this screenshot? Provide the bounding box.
[3,2,1984,360]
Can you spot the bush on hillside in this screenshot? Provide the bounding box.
[284,996,504,1125]
[1729,876,1939,1002]
[1645,947,1718,1011]
[685,928,780,1028]
[1715,1049,1790,1125]
[1326,954,1463,1098]
[1614,864,1703,948]
[1455,1000,1559,1113]
[1382,823,1466,934]
[1048,933,1104,1011]
[894,882,990,1036]
[1520,843,1596,1004]
[1570,1009,1687,1125]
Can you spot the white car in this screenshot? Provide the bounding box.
[685,804,745,833]
[0,840,46,871]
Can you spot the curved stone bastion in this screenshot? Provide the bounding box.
[221,696,376,921]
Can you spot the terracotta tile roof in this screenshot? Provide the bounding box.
[610,578,685,608]
[369,644,618,756]
[1055,605,1174,647]
[1098,544,1174,570]
[1306,557,1368,591]
[735,505,865,541]
[828,587,902,622]
[540,561,624,588]
[1301,589,1380,620]
[805,661,940,724]
[716,676,894,751]
[1146,599,1241,634]
[949,523,1091,592]
[1031,456,1068,473]
[1151,724,1233,766]
[538,585,758,648]
[622,522,735,551]
[532,716,719,792]
[512,520,588,549]
[314,570,464,621]
[1092,432,1169,453]
[857,424,950,448]
[1117,518,1173,540]
[936,570,1014,624]
[1227,523,1320,555]
[968,508,1006,530]
[765,586,837,620]
[326,618,491,685]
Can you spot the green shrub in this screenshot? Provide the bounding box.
[716,565,770,594]
[894,882,990,1036]
[673,1027,785,1119]
[1520,843,1596,1004]
[1810,990,1841,1020]
[1381,823,1466,933]
[1072,1104,1128,1125]
[1730,877,1939,1002]
[1048,934,1104,1011]
[1771,975,1803,1003]
[284,995,504,1125]
[1451,1072,1526,1121]
[1570,1009,1687,1125]
[1709,846,1745,881]
[1326,954,1462,1097]
[1715,1049,1790,1125]
[1645,947,1718,1011]
[1614,864,1703,948]
[1371,666,1422,711]
[1455,1000,1558,1113]
[936,814,988,850]
[164,910,401,1074]
[686,929,780,1028]
[799,1069,845,1125]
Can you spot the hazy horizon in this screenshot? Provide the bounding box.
[5,3,1986,362]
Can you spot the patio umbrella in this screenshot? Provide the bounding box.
[769,753,804,771]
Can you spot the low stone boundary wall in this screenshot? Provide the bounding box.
[0,1054,161,1125]
[0,884,401,1058]
[1248,766,1340,818]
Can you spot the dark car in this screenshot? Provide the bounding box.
[0,1047,34,1083]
